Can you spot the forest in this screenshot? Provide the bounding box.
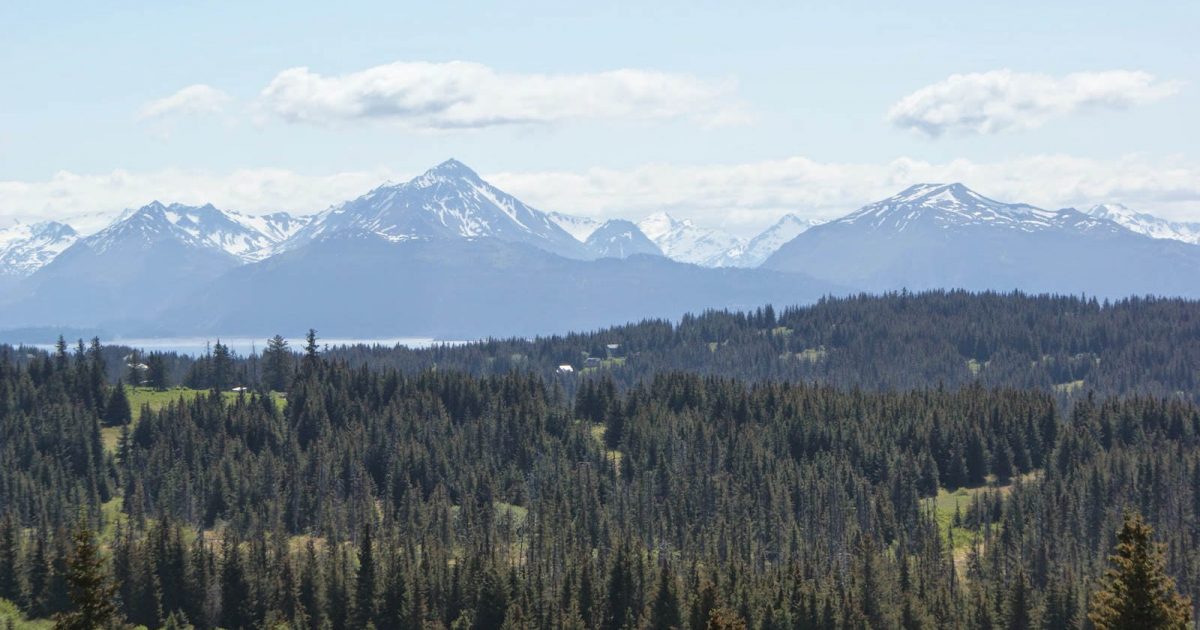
[0,291,1198,629]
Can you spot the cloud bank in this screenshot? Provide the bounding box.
[5,155,1200,236]
[888,70,1182,136]
[256,61,747,129]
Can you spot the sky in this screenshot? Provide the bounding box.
[1,0,1198,236]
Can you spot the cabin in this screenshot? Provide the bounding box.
[557,364,574,374]
[583,357,602,368]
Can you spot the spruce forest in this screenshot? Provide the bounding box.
[1,291,1199,629]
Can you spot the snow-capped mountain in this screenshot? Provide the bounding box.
[1084,203,1200,245]
[80,201,308,262]
[0,221,79,278]
[0,202,310,278]
[583,219,662,259]
[547,211,604,242]
[2,203,245,328]
[722,214,823,268]
[765,182,1200,298]
[637,212,745,267]
[287,159,588,259]
[835,183,1081,233]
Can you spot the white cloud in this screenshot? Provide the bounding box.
[491,154,1200,234]
[0,167,394,233]
[2,155,1200,236]
[257,61,748,129]
[888,70,1182,136]
[138,84,232,121]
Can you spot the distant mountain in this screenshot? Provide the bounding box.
[164,234,840,338]
[555,210,817,267]
[286,159,588,259]
[583,220,662,259]
[764,183,1200,298]
[547,211,604,242]
[0,202,243,328]
[724,214,823,268]
[1085,203,1200,245]
[637,212,745,267]
[121,202,308,262]
[0,221,78,279]
[7,166,1200,338]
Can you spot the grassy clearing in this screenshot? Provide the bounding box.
[1053,379,1086,394]
[101,387,286,452]
[589,423,623,474]
[925,471,1042,575]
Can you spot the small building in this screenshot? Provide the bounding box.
[557,364,574,374]
[583,357,602,368]
[230,386,249,392]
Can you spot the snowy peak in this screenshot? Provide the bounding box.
[82,201,309,262]
[417,158,483,184]
[85,202,213,255]
[838,182,1061,232]
[584,219,662,259]
[730,214,823,268]
[288,159,588,258]
[0,220,80,277]
[1085,203,1200,244]
[636,212,744,267]
[636,212,684,242]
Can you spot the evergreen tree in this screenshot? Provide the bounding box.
[352,524,377,629]
[126,350,143,385]
[211,342,233,391]
[0,514,20,603]
[1089,512,1192,630]
[603,548,636,630]
[474,567,509,630]
[103,380,133,427]
[219,536,252,630]
[145,353,169,391]
[648,562,682,630]
[52,521,119,630]
[1005,571,1033,630]
[304,329,320,370]
[263,335,291,392]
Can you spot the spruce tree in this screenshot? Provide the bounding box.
[145,353,169,391]
[1088,512,1192,630]
[219,536,252,630]
[52,521,119,630]
[103,380,132,427]
[474,566,509,630]
[0,513,20,603]
[648,561,682,630]
[263,335,291,392]
[352,524,377,629]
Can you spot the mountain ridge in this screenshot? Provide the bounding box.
[765,182,1200,298]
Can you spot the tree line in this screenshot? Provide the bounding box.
[0,329,1197,628]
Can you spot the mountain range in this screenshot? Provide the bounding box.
[0,160,1198,338]
[764,183,1200,297]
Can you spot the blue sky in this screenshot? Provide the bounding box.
[1,0,1197,234]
